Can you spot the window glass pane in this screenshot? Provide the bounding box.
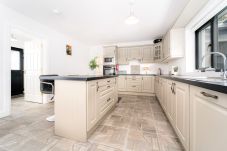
[11,50,20,70]
[217,8,227,70]
[197,24,212,68]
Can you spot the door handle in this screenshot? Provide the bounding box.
[200,92,218,99]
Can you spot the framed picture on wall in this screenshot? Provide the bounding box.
[66,44,72,56]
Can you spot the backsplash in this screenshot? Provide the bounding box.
[118,60,169,75]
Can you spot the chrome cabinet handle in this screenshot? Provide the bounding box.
[200,92,218,99]
[107,80,110,83]
[132,85,136,87]
[172,83,176,95]
[107,85,110,88]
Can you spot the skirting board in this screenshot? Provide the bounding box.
[0,111,10,118]
[118,91,155,96]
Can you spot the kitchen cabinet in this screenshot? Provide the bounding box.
[156,77,189,151]
[141,76,154,93]
[162,28,185,62]
[118,76,127,91]
[175,81,189,151]
[153,42,163,62]
[87,81,98,131]
[117,47,128,64]
[55,77,117,142]
[117,45,154,64]
[141,45,154,63]
[118,75,155,96]
[190,86,227,151]
[103,46,117,57]
[127,47,142,61]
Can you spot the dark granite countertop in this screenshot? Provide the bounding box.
[159,75,227,94]
[118,74,156,76]
[40,75,118,81]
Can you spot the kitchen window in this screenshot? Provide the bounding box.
[195,7,227,70]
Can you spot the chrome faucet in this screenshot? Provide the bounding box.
[201,52,227,79]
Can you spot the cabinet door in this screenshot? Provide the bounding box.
[141,46,153,63]
[175,82,189,151]
[166,80,176,125]
[117,48,128,64]
[142,76,154,93]
[163,31,170,59]
[87,81,98,131]
[127,47,141,60]
[162,79,167,112]
[118,76,127,91]
[190,86,227,151]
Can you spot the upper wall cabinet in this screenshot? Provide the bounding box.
[127,47,142,61]
[103,46,117,57]
[117,45,154,64]
[162,28,185,62]
[153,42,163,62]
[141,45,154,63]
[117,47,128,65]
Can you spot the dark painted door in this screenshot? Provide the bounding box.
[11,47,24,96]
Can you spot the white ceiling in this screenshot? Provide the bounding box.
[0,0,190,44]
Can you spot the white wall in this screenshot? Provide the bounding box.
[0,3,90,117]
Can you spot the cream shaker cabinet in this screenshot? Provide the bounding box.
[153,42,163,62]
[117,45,154,64]
[156,78,189,151]
[127,47,142,61]
[118,76,127,91]
[118,75,155,95]
[87,81,98,131]
[190,86,227,151]
[175,81,189,151]
[162,28,185,62]
[141,46,154,63]
[117,48,128,64]
[141,76,154,93]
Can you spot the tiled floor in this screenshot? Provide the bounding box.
[0,95,184,151]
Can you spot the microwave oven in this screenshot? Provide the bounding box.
[103,57,116,65]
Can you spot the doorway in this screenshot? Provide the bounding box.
[10,29,43,104]
[11,47,24,96]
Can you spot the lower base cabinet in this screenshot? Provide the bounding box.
[118,75,155,95]
[190,86,227,151]
[156,78,189,151]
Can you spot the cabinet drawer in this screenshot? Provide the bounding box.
[98,78,115,87]
[126,82,141,92]
[97,92,114,117]
[98,84,115,97]
[127,76,142,83]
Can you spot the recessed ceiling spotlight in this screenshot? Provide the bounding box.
[52,9,62,15]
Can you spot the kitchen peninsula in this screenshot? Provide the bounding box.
[40,75,118,142]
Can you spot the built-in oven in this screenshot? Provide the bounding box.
[103,65,116,75]
[103,57,116,65]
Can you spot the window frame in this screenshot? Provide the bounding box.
[195,6,227,70]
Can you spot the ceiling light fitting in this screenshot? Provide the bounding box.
[125,0,139,25]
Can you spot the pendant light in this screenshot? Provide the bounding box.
[125,0,139,25]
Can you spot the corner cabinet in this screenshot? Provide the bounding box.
[162,28,185,62]
[153,42,163,62]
